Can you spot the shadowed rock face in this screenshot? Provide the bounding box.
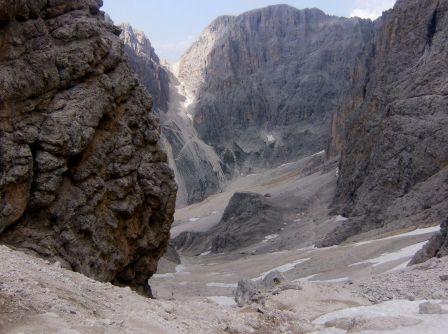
[410,219,448,265]
[120,23,170,112]
[120,24,226,207]
[0,0,177,294]
[321,0,448,246]
[180,5,374,176]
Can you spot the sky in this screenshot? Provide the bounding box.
[103,0,396,62]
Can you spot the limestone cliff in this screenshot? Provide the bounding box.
[321,0,448,246]
[120,23,170,112]
[180,5,374,176]
[0,0,177,294]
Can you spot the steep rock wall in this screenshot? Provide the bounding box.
[0,0,177,294]
[180,5,374,176]
[321,0,448,245]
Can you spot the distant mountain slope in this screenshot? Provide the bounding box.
[179,5,374,176]
[120,24,226,206]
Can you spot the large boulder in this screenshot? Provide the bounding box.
[410,219,448,265]
[0,0,177,294]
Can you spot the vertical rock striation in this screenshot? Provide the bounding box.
[180,5,374,176]
[321,0,448,246]
[0,0,177,294]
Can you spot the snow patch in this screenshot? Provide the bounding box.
[314,299,448,334]
[294,274,318,282]
[200,251,211,256]
[354,226,440,247]
[294,275,348,283]
[349,241,428,268]
[335,215,348,222]
[254,258,310,280]
[152,273,175,279]
[175,264,187,273]
[206,282,237,288]
[188,217,200,222]
[262,234,279,243]
[266,134,276,143]
[317,277,349,283]
[311,150,325,157]
[207,296,236,307]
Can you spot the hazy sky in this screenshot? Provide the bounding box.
[103,0,396,62]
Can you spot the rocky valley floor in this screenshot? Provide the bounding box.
[2,242,448,333]
[2,152,447,334]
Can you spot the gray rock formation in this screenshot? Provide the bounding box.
[173,192,287,254]
[234,279,264,307]
[419,302,443,314]
[179,5,373,176]
[119,24,225,206]
[410,219,448,265]
[234,271,300,307]
[321,0,448,246]
[0,0,176,294]
[120,23,170,112]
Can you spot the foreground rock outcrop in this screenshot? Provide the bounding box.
[321,0,448,246]
[179,5,373,176]
[120,24,225,206]
[0,0,176,293]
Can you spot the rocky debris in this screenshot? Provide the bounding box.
[261,271,286,289]
[355,258,448,303]
[120,23,226,206]
[419,302,443,314]
[323,316,421,332]
[234,279,264,307]
[440,275,448,281]
[180,5,373,176]
[325,0,448,245]
[410,219,448,265]
[0,245,260,334]
[0,0,177,293]
[173,192,288,254]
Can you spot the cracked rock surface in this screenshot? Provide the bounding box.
[0,0,177,292]
[322,0,448,246]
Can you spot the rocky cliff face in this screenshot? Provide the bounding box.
[0,0,177,294]
[120,24,226,207]
[179,5,374,176]
[120,23,170,112]
[321,0,448,246]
